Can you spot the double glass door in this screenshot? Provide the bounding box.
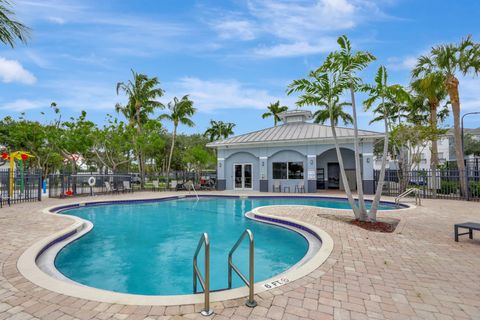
[234,164,252,190]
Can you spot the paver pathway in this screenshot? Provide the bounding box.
[1,192,479,320]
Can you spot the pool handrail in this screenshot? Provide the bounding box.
[228,229,257,308]
[193,233,213,316]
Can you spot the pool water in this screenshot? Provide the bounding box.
[55,196,398,295]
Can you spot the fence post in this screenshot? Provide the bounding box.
[61,172,65,198]
[7,168,11,206]
[38,172,42,201]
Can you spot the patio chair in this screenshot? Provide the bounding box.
[184,180,193,191]
[104,181,118,194]
[123,180,133,193]
[295,181,305,193]
[169,180,178,191]
[152,180,159,191]
[272,180,281,192]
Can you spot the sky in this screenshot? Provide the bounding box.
[0,0,479,136]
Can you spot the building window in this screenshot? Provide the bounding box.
[272,162,287,179]
[288,162,304,179]
[272,162,304,180]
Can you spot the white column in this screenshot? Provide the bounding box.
[259,157,268,180]
[259,156,268,192]
[307,155,317,192]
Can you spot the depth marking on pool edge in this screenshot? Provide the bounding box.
[262,277,289,289]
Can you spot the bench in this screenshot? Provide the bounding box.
[454,222,480,242]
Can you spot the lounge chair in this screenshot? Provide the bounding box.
[104,181,118,194]
[169,180,178,191]
[454,222,480,242]
[152,180,159,191]
[295,181,305,193]
[272,180,281,192]
[123,180,133,193]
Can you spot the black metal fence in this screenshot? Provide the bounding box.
[374,169,480,201]
[0,169,42,206]
[48,173,134,198]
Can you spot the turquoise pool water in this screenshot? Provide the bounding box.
[55,196,398,295]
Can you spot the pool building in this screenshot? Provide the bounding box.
[207,110,384,194]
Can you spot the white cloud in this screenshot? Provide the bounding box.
[253,39,337,58]
[387,55,419,71]
[167,77,295,112]
[207,0,389,57]
[0,57,36,85]
[212,19,256,41]
[460,77,480,112]
[46,16,66,24]
[1,99,44,111]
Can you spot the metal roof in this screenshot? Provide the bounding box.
[207,122,384,148]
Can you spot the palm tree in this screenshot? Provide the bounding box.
[412,35,480,196]
[363,67,409,220]
[288,71,363,220]
[160,95,196,183]
[411,72,448,171]
[204,120,235,142]
[115,70,164,187]
[317,35,376,215]
[262,101,288,126]
[0,0,30,47]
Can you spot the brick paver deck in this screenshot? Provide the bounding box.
[1,192,479,320]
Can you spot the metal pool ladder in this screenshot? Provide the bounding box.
[395,187,421,206]
[193,233,213,316]
[228,229,257,307]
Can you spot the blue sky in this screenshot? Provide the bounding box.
[0,0,479,135]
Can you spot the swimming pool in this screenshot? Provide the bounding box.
[53,196,399,296]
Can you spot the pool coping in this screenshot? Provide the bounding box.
[17,194,403,306]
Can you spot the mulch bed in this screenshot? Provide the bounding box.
[317,213,399,233]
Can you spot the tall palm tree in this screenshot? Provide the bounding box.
[317,35,376,214]
[412,35,480,195]
[363,67,409,220]
[160,95,196,182]
[0,0,30,47]
[204,120,235,142]
[411,72,448,171]
[262,101,288,126]
[288,71,363,220]
[115,70,164,187]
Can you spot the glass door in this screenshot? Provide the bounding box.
[234,164,243,189]
[244,164,252,189]
[233,164,253,190]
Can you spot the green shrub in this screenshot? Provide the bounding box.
[439,180,459,194]
[469,180,480,197]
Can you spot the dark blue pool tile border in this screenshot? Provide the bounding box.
[50,194,407,214]
[247,195,408,208]
[254,214,322,241]
[36,228,78,260]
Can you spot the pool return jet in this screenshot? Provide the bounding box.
[193,229,256,316]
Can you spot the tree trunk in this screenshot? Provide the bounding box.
[350,86,367,215]
[368,97,389,221]
[330,119,362,219]
[446,75,466,196]
[166,125,177,187]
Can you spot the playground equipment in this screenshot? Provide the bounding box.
[1,151,34,199]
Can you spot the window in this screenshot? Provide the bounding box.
[272,162,287,179]
[288,162,304,179]
[272,162,304,180]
